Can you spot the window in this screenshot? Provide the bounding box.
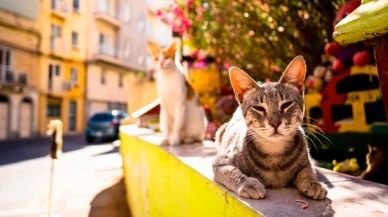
[98,0,109,13]
[119,74,123,88]
[48,63,61,90]
[146,20,152,37]
[70,67,78,84]
[47,103,61,117]
[123,3,131,22]
[146,53,153,69]
[51,23,62,50]
[99,33,112,56]
[123,38,130,59]
[137,48,144,65]
[51,23,62,37]
[55,64,61,76]
[138,14,145,30]
[73,0,79,11]
[101,69,106,85]
[71,31,78,47]
[0,47,12,78]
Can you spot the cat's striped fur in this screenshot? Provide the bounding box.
[212,56,327,199]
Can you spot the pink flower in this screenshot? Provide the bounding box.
[197,52,206,61]
[156,9,163,16]
[190,51,199,59]
[185,0,194,9]
[195,14,202,22]
[182,18,191,30]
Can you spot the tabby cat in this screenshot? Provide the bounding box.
[212,56,327,199]
[360,144,388,185]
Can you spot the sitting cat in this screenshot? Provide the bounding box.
[148,41,207,146]
[212,56,327,200]
[360,144,388,185]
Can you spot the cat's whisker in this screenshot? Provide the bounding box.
[304,116,320,122]
[301,124,333,146]
[302,123,325,134]
[303,129,325,150]
[296,130,318,152]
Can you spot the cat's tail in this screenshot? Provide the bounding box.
[215,122,228,146]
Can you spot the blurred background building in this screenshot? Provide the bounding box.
[0,0,172,140]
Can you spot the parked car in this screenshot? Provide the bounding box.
[85,110,129,143]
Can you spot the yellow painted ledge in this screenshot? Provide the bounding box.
[120,125,388,217]
[333,0,388,46]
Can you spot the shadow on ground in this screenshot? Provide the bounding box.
[88,178,131,217]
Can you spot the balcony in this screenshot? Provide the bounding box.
[94,10,122,28]
[51,0,70,19]
[47,80,71,95]
[94,45,122,65]
[0,71,28,92]
[50,37,65,57]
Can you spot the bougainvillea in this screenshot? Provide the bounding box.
[157,0,343,81]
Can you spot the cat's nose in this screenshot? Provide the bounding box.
[269,121,281,129]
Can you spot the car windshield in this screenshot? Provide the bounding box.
[119,112,129,119]
[112,110,129,119]
[91,113,113,121]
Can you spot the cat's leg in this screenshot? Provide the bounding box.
[212,155,266,199]
[159,104,170,145]
[293,167,327,200]
[169,103,186,146]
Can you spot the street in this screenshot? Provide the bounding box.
[0,135,130,217]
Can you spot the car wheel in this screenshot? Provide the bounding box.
[86,136,95,144]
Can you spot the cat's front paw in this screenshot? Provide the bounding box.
[237,177,266,199]
[298,180,327,200]
[169,135,181,146]
[161,139,169,146]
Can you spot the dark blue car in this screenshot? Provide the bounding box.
[85,110,129,143]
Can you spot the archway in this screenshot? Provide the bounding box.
[19,97,33,138]
[0,94,10,139]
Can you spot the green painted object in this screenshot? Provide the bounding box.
[333,0,388,46]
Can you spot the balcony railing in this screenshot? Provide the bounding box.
[94,9,121,28]
[0,71,28,90]
[94,44,122,65]
[51,0,70,18]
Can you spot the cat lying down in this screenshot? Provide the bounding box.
[213,56,327,200]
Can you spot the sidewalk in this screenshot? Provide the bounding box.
[0,142,131,217]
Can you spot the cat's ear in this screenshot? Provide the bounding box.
[229,67,258,103]
[147,41,161,57]
[279,55,306,94]
[368,144,373,152]
[165,41,177,56]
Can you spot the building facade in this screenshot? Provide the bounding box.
[85,0,130,118]
[0,0,41,139]
[0,0,173,140]
[37,0,87,134]
[85,0,172,117]
[123,0,173,114]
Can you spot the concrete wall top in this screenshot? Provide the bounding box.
[120,124,388,217]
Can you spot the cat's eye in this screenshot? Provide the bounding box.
[253,105,265,112]
[281,101,293,110]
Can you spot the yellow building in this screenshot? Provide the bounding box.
[0,1,41,140]
[37,0,87,134]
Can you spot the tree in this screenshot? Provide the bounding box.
[158,0,344,81]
